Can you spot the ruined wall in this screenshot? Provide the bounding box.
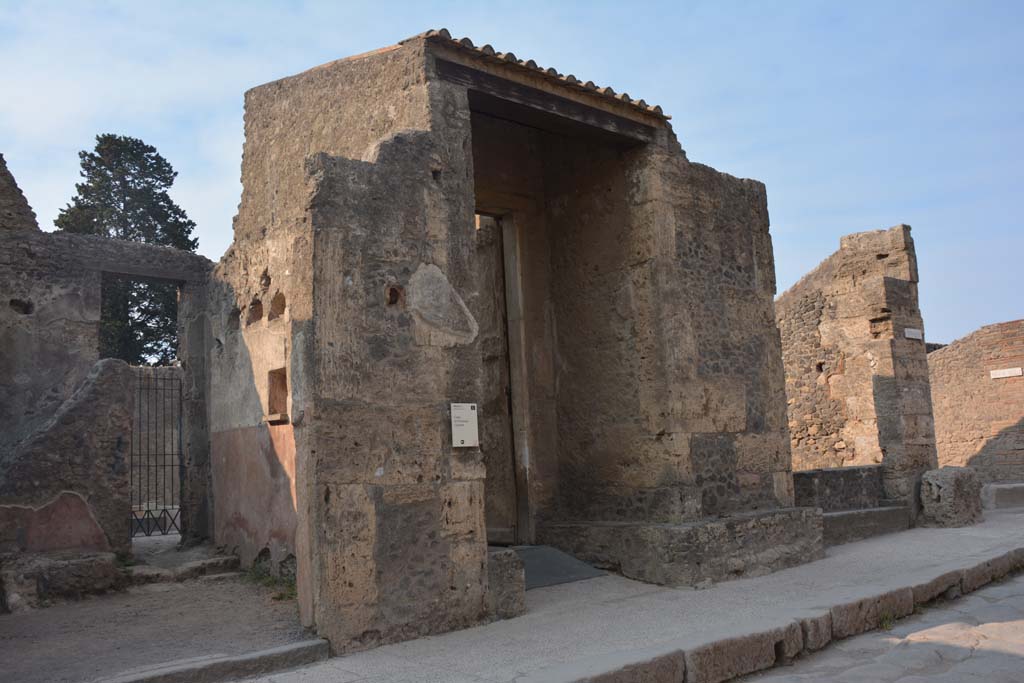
[0,154,38,232]
[0,360,134,554]
[0,227,212,542]
[210,38,493,649]
[929,320,1024,482]
[552,143,792,523]
[776,226,937,502]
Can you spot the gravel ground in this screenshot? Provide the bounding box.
[0,577,309,683]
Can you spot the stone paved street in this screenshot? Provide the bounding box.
[747,574,1024,682]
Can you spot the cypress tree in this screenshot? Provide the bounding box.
[56,134,197,365]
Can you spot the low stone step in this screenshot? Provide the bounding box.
[823,505,910,546]
[983,483,1024,510]
[198,571,243,583]
[173,555,240,581]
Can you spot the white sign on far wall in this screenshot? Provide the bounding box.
[451,403,479,448]
[904,328,924,340]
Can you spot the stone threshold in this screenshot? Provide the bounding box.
[96,639,329,683]
[519,546,1024,683]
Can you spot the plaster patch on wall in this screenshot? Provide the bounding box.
[406,263,478,347]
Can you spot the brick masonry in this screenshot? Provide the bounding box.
[929,319,1024,482]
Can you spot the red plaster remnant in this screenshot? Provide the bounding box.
[0,491,110,553]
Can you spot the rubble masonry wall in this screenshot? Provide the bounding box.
[775,225,937,503]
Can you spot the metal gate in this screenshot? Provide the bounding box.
[130,371,183,537]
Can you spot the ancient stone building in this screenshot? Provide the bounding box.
[775,226,938,510]
[3,30,828,651]
[206,29,821,651]
[929,320,1024,483]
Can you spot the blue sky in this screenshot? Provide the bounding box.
[1,1,1020,342]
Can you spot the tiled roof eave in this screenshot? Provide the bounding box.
[401,28,670,122]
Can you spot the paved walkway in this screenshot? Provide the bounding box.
[746,574,1024,682]
[241,510,1024,683]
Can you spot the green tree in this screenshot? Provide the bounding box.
[56,134,198,365]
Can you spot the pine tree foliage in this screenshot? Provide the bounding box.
[55,134,197,365]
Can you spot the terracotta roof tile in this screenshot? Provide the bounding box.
[403,28,669,121]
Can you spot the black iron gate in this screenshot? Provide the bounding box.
[130,371,183,537]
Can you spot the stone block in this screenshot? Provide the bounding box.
[1,551,127,612]
[982,483,1024,509]
[919,466,983,527]
[486,547,525,620]
[539,508,823,587]
[799,611,833,652]
[571,650,687,683]
[684,622,800,683]
[821,505,910,546]
[911,569,962,606]
[830,587,913,639]
[961,551,1017,594]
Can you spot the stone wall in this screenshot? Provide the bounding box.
[0,360,134,555]
[775,226,937,503]
[0,154,38,232]
[929,320,1024,482]
[0,226,213,541]
[793,465,886,512]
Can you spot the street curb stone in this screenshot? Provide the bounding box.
[96,638,329,683]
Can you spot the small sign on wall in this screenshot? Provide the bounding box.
[904,328,924,340]
[451,403,479,448]
[991,367,1023,380]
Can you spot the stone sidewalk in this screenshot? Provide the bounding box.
[745,573,1024,682]
[242,510,1024,683]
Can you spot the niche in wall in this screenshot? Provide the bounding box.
[266,367,289,424]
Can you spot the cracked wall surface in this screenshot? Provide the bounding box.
[929,320,1024,482]
[776,225,938,503]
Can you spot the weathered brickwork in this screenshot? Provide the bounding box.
[776,226,937,503]
[929,319,1024,482]
[0,154,38,232]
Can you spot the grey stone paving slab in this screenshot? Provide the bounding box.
[239,510,1024,683]
[746,574,1024,682]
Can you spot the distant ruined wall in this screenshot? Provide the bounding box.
[929,320,1024,482]
[0,154,38,232]
[0,216,212,541]
[775,225,937,503]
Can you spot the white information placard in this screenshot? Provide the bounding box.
[904,328,924,340]
[990,367,1023,380]
[451,403,479,448]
